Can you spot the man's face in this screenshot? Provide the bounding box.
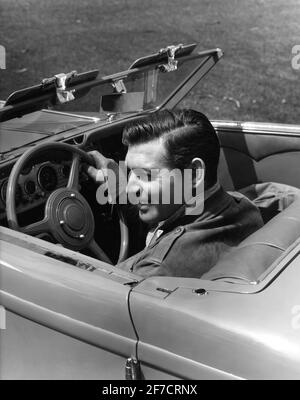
[125,139,186,227]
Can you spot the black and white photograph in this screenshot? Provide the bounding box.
[1,0,300,382]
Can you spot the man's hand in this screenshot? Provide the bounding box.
[86,150,127,204]
[86,150,119,185]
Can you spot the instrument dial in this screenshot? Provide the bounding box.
[38,165,58,192]
[1,179,22,205]
[24,180,36,195]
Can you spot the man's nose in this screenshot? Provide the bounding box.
[126,174,141,197]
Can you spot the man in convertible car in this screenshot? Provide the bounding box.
[87,109,264,278]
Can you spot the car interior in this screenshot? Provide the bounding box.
[1,115,300,285]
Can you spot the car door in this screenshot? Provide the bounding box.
[128,277,244,380]
[128,248,300,381]
[0,227,140,380]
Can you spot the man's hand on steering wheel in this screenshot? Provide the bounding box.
[85,150,126,206]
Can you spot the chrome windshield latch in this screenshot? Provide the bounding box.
[54,71,77,103]
[42,70,77,104]
[112,79,127,93]
[159,43,183,72]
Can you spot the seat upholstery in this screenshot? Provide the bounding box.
[203,126,300,283]
[202,194,300,283]
[217,128,300,191]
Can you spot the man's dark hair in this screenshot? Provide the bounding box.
[122,109,220,188]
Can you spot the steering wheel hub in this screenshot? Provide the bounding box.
[45,188,94,249]
[61,204,84,231]
[63,204,85,231]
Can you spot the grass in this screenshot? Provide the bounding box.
[0,0,299,123]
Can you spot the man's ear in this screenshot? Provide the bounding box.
[191,157,205,189]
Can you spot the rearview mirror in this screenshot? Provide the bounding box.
[100,92,144,113]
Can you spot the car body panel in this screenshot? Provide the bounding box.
[1,311,132,380]
[0,227,140,379]
[129,245,300,379]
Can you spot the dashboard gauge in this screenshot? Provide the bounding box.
[38,165,58,191]
[0,179,22,205]
[0,180,7,204]
[24,180,36,195]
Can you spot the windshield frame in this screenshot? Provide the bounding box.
[0,48,223,124]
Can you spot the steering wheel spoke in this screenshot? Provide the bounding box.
[67,153,80,190]
[23,217,50,236]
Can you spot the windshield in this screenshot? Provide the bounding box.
[54,55,206,115]
[0,48,221,156]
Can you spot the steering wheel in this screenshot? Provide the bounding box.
[6,142,129,264]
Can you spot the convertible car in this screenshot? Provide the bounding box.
[1,44,300,380]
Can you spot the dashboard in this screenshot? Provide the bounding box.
[0,129,127,222]
[0,159,77,220]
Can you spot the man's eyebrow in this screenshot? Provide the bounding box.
[126,166,155,173]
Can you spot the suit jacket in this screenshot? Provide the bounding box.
[118,186,264,278]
